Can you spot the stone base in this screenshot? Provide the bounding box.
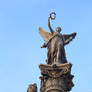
[46,89,64,92]
[39,63,74,92]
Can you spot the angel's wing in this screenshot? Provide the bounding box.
[39,27,53,42]
[63,32,77,45]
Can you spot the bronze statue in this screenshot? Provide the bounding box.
[39,12,76,65]
[27,12,76,92]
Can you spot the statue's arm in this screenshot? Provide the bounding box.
[48,17,54,34]
[41,43,48,48]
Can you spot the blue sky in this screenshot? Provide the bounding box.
[0,0,92,92]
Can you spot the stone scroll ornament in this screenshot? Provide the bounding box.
[27,12,77,92]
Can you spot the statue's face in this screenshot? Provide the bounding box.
[56,27,61,33]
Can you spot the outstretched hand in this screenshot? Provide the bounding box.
[41,43,48,48]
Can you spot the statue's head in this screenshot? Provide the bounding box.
[56,27,61,33]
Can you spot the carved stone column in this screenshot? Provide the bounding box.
[39,63,74,92]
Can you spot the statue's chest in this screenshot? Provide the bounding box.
[50,36,64,46]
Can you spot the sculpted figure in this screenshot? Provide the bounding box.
[27,84,37,92]
[39,12,76,65]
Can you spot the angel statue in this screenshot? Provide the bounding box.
[39,12,77,65]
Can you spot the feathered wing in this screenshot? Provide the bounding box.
[39,27,53,42]
[63,32,77,45]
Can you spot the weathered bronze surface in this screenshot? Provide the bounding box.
[39,12,76,65]
[27,12,76,92]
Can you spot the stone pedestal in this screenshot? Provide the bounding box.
[39,63,74,92]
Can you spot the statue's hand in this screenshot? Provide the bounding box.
[41,43,48,48]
